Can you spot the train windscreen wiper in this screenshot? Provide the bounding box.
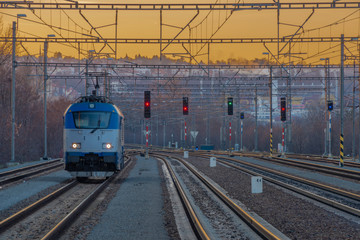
[90,127,99,134]
[90,119,101,133]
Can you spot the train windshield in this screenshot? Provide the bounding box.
[73,111,111,129]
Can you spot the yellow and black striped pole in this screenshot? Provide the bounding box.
[340,134,344,167]
[270,128,273,158]
[339,35,345,168]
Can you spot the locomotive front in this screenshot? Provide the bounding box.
[63,96,124,179]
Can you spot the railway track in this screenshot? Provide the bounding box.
[0,159,63,187]
[227,152,360,181]
[286,153,360,168]
[198,153,360,217]
[210,150,360,169]
[0,155,133,239]
[153,153,284,240]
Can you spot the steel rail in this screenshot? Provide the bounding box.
[155,152,282,240]
[0,180,78,233]
[286,153,360,168]
[41,154,132,239]
[0,154,132,237]
[0,162,64,186]
[240,153,360,181]
[154,155,210,240]
[196,153,360,217]
[41,177,112,240]
[0,159,61,178]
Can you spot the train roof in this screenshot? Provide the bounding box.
[64,95,124,118]
[75,95,112,104]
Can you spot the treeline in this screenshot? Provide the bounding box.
[0,19,71,165]
[0,61,71,165]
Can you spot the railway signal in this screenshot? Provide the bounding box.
[183,97,189,115]
[227,97,233,115]
[280,97,286,121]
[327,100,333,111]
[144,91,151,118]
[240,112,244,119]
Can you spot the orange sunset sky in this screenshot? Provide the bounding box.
[1,0,360,64]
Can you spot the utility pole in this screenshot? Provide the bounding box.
[160,10,162,60]
[327,59,331,158]
[240,112,244,151]
[358,44,360,163]
[352,60,356,161]
[85,59,89,96]
[11,21,16,163]
[322,58,329,156]
[163,120,166,148]
[339,34,344,167]
[254,87,258,151]
[43,39,48,160]
[156,115,159,146]
[269,66,273,158]
[287,48,292,153]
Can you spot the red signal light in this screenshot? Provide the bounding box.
[280,97,286,121]
[183,97,189,115]
[144,91,151,118]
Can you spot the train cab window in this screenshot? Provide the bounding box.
[73,112,111,129]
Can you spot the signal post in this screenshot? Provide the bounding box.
[240,112,244,151]
[281,97,286,157]
[144,91,151,159]
[183,97,189,149]
[327,100,333,158]
[227,97,233,152]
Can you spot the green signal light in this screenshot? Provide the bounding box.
[229,102,232,105]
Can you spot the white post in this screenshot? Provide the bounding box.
[11,21,16,162]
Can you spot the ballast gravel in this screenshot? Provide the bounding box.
[185,155,360,240]
[87,156,173,240]
[0,170,72,213]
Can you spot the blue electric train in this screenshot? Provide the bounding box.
[63,94,124,180]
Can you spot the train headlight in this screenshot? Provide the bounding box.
[103,143,112,149]
[71,143,81,149]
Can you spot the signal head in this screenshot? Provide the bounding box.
[327,101,333,111]
[144,91,151,118]
[227,97,233,115]
[183,97,189,115]
[280,97,286,121]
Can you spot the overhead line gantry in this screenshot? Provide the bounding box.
[1,2,360,10]
[1,36,358,44]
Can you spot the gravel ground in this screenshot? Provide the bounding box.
[158,160,183,240]
[186,155,360,240]
[168,158,263,240]
[1,156,181,240]
[233,155,360,193]
[221,157,360,210]
[1,182,98,239]
[86,156,172,240]
[59,157,138,240]
[0,170,72,213]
